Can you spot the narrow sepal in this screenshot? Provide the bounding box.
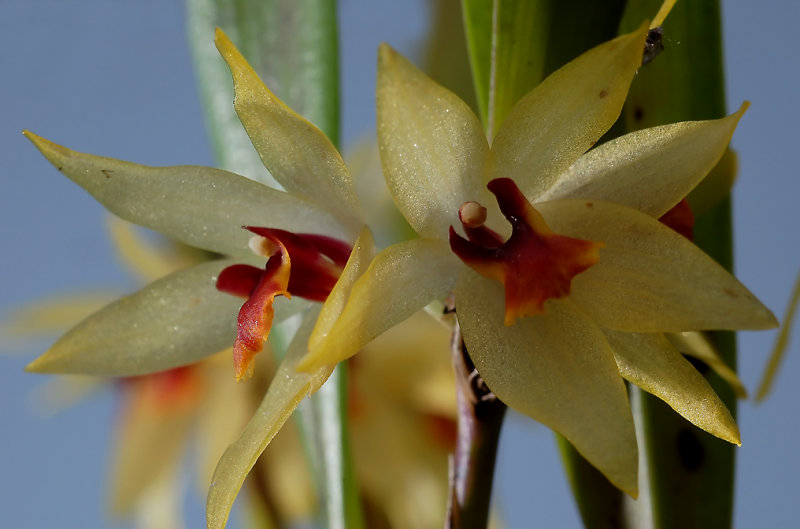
[26,260,247,376]
[24,131,344,255]
[455,271,639,495]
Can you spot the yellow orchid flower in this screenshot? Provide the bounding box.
[23,29,369,384]
[298,24,777,494]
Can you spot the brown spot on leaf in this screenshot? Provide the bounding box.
[599,89,608,98]
[585,202,594,209]
[101,169,113,179]
[633,106,644,122]
[723,287,740,299]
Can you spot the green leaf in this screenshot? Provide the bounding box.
[619,1,739,527]
[27,260,243,376]
[23,131,345,256]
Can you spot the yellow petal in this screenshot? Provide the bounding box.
[491,23,649,200]
[667,332,747,399]
[26,260,246,376]
[455,270,638,495]
[307,227,376,357]
[215,29,361,236]
[206,308,333,529]
[538,199,778,332]
[540,104,748,217]
[377,43,491,240]
[298,238,459,371]
[24,131,345,255]
[604,330,740,444]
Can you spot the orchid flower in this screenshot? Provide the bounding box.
[24,29,368,384]
[297,24,777,493]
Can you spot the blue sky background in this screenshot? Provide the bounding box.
[1,1,798,527]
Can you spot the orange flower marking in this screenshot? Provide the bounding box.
[217,228,351,380]
[450,178,603,325]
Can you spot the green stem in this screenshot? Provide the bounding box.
[446,321,506,529]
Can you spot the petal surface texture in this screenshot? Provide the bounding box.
[24,132,344,255]
[539,104,748,217]
[26,260,245,376]
[299,238,459,371]
[455,271,638,495]
[206,308,333,529]
[215,29,361,236]
[307,228,376,359]
[537,199,778,332]
[604,330,740,444]
[491,23,649,200]
[377,43,491,239]
[667,332,747,398]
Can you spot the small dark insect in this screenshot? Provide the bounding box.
[642,26,664,65]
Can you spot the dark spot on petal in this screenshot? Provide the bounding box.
[684,354,711,375]
[599,89,608,98]
[633,106,644,122]
[676,428,705,472]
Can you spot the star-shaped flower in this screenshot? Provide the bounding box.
[24,29,367,383]
[297,24,777,493]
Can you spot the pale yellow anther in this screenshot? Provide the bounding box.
[248,235,279,258]
[459,201,488,228]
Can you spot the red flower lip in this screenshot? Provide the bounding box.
[449,178,603,325]
[216,228,352,380]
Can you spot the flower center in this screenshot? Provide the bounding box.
[217,228,352,380]
[449,178,603,326]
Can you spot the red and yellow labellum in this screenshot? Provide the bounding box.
[450,178,603,326]
[216,228,351,380]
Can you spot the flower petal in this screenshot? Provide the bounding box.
[604,330,740,444]
[298,238,459,371]
[110,368,199,513]
[26,260,251,376]
[537,199,778,332]
[491,23,649,199]
[206,308,333,529]
[376,44,491,239]
[455,271,638,495]
[306,227,376,357]
[667,332,747,398]
[24,131,345,255]
[215,29,361,235]
[539,104,748,217]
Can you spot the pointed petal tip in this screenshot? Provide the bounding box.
[377,42,395,61]
[213,27,230,49]
[24,355,48,373]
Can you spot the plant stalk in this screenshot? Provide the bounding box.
[446,320,506,529]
